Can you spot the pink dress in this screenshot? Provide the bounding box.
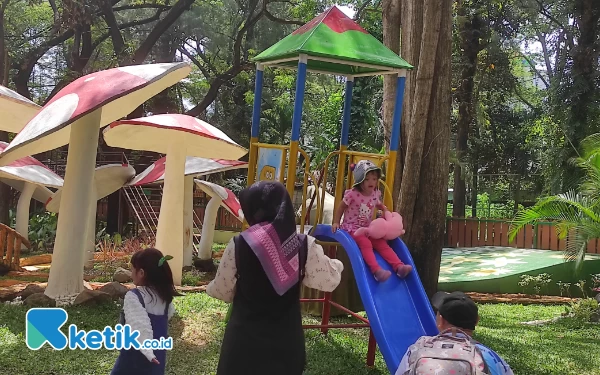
[340,189,381,233]
[340,188,404,274]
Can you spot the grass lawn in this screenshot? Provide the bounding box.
[0,294,598,375]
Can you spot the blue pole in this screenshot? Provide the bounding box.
[251,64,264,138]
[340,77,354,147]
[286,55,308,195]
[390,75,406,152]
[291,57,308,142]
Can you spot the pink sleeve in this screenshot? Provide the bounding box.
[342,189,354,206]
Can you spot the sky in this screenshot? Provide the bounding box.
[337,4,356,18]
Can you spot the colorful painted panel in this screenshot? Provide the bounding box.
[257,148,284,182]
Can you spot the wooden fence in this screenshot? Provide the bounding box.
[446,217,600,254]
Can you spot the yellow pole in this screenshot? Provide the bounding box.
[386,149,397,210]
[286,140,299,196]
[247,137,259,186]
[333,146,348,213]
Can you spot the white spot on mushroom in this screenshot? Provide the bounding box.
[117,63,174,81]
[84,77,96,82]
[6,93,79,151]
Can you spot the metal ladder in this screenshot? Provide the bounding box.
[122,183,204,256]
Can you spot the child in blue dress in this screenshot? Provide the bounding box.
[111,248,179,375]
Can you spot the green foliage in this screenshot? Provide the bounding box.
[567,298,599,324]
[27,212,57,252]
[556,281,572,297]
[510,133,600,271]
[518,273,552,295]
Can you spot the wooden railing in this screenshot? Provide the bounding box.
[446,217,600,254]
[0,223,30,271]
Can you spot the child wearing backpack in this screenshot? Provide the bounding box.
[111,248,179,375]
[396,291,514,375]
[332,159,412,282]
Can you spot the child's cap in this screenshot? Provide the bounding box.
[351,160,383,188]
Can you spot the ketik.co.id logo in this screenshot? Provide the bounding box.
[26,308,173,351]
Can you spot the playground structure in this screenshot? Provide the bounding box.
[244,6,438,373]
[0,6,441,373]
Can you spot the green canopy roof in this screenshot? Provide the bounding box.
[253,6,412,76]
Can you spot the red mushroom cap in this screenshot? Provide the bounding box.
[195,180,244,222]
[104,114,247,160]
[129,156,247,186]
[0,62,191,166]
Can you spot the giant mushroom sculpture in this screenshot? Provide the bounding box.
[0,85,40,133]
[0,141,63,246]
[103,114,247,284]
[0,62,192,299]
[194,180,244,271]
[46,164,136,268]
[128,156,248,268]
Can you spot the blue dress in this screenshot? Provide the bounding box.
[111,288,170,375]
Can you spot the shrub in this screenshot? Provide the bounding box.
[568,298,599,323]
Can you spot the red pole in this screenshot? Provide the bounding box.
[320,244,337,335]
[366,329,377,367]
[320,290,332,335]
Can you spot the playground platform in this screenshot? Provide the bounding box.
[438,246,600,297]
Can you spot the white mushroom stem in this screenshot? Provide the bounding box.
[15,183,35,247]
[45,109,102,300]
[84,185,98,269]
[155,145,186,285]
[183,175,194,267]
[198,195,222,261]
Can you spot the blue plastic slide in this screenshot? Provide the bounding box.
[311,224,439,374]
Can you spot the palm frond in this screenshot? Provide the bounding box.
[511,132,600,270]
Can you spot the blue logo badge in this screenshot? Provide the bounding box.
[26,308,69,350]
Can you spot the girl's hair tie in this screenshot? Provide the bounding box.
[158,255,173,267]
[349,163,356,171]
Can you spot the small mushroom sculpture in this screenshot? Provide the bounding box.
[104,114,247,284]
[194,180,244,271]
[0,141,63,246]
[0,62,191,299]
[0,85,40,133]
[128,156,248,268]
[46,164,135,269]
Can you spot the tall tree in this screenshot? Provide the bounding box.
[452,0,486,217]
[386,0,452,296]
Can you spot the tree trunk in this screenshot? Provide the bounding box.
[452,0,482,218]
[382,0,402,153]
[394,0,451,297]
[471,160,478,217]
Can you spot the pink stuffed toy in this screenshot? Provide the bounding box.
[353,210,405,240]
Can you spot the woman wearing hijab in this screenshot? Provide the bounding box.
[207,181,344,375]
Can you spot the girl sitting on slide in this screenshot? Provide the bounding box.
[332,159,412,282]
